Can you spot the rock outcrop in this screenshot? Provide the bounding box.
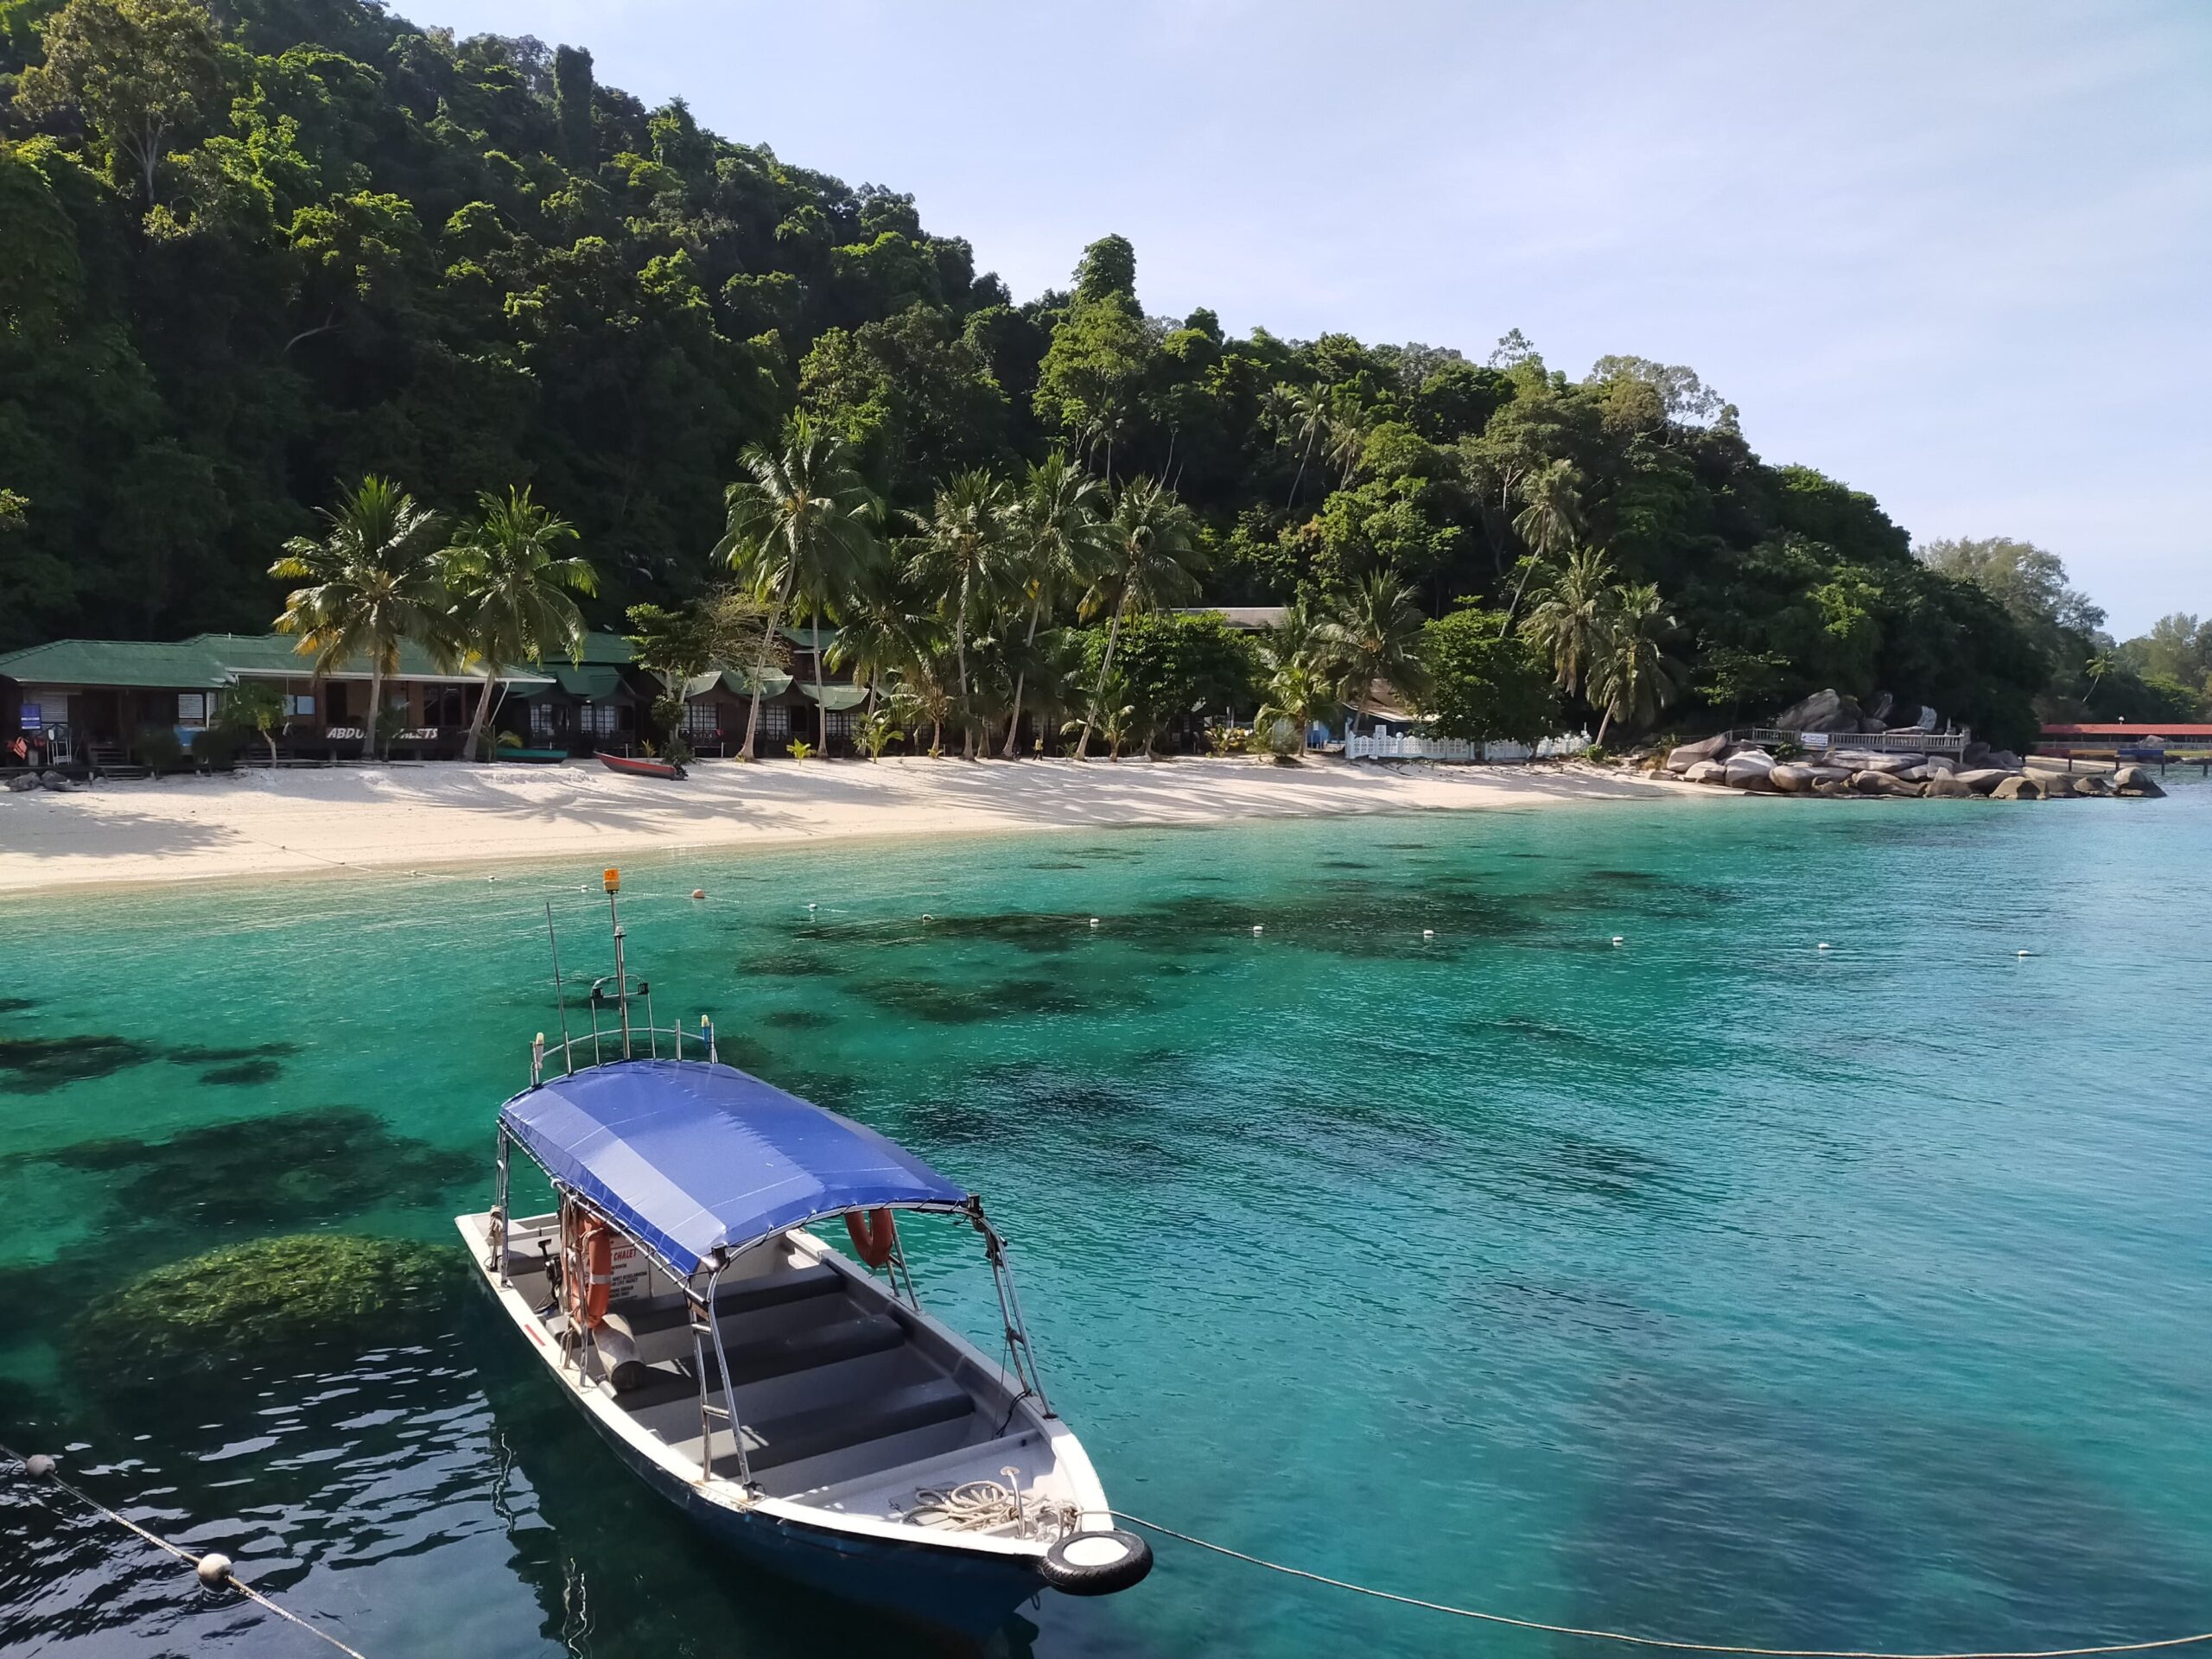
[1724,751,1777,790]
[1852,771,1922,797]
[1684,760,1729,785]
[1924,774,1974,798]
[1771,689,1864,734]
[5,773,39,792]
[1955,768,2012,795]
[2112,765,2167,798]
[1991,775,2044,800]
[1667,734,1732,773]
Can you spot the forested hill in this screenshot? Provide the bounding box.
[0,0,2168,745]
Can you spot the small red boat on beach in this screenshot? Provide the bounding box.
[596,751,686,779]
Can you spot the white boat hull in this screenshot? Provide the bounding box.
[455,1211,1118,1634]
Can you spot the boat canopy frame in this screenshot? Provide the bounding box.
[490,1127,1053,1487]
[485,869,1056,1487]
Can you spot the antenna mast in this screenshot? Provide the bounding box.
[604,868,632,1058]
[544,901,574,1065]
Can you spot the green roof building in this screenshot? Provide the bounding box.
[0,632,552,767]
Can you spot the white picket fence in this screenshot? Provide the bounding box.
[1345,732,1591,764]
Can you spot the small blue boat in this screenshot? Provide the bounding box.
[457,873,1148,1634]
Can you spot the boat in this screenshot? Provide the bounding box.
[595,750,686,779]
[454,870,1150,1634]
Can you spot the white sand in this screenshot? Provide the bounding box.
[0,756,1697,893]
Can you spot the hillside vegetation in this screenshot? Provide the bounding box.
[1,0,2200,747]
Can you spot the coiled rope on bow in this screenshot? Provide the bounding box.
[902,1468,1078,1540]
[1109,1510,2212,1659]
[7,1446,372,1659]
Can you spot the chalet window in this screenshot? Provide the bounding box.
[286,694,315,717]
[530,702,559,740]
[578,703,620,739]
[759,704,790,740]
[683,702,720,739]
[825,709,856,740]
[176,694,208,728]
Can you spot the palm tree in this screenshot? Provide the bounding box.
[1253,656,1336,760]
[270,476,451,760]
[716,415,880,759]
[1319,573,1432,728]
[1325,405,1370,488]
[906,469,1014,758]
[1520,543,1618,702]
[1589,582,1685,746]
[1001,452,1109,756]
[442,487,597,761]
[1075,478,1202,760]
[828,570,928,721]
[1264,385,1332,507]
[1504,461,1582,622]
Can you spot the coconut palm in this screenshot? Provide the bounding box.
[1325,405,1370,488]
[1253,657,1336,759]
[716,415,880,759]
[1075,478,1202,760]
[442,487,596,761]
[1001,452,1109,756]
[1520,543,1618,702]
[270,476,452,760]
[1318,572,1432,725]
[1504,460,1583,622]
[1589,582,1685,746]
[1263,384,1332,507]
[906,469,1014,758]
[827,569,929,719]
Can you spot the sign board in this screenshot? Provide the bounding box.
[19,703,41,731]
[608,1238,652,1301]
[1801,732,1830,749]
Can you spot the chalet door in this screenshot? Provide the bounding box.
[79,690,121,742]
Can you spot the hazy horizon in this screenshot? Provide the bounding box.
[421,0,2209,638]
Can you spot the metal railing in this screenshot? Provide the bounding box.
[1346,733,1592,763]
[532,1018,718,1083]
[1733,728,1969,756]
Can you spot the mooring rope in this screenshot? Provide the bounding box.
[1109,1511,2212,1659]
[5,1447,372,1659]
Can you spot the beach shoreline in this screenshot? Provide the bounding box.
[0,756,1700,896]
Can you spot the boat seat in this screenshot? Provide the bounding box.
[617,1312,907,1412]
[613,1262,844,1338]
[734,1376,973,1475]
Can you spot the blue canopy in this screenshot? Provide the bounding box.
[499,1059,969,1276]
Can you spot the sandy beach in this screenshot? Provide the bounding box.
[0,756,1696,894]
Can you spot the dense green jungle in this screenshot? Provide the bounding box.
[3,0,2207,748]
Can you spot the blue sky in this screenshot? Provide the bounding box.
[424,0,2209,636]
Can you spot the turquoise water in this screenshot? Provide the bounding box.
[1,790,2209,1657]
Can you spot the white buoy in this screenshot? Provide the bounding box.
[807,901,817,910]
[1089,918,1101,928]
[23,1453,54,1478]
[1422,929,1435,939]
[922,913,933,922]
[690,888,706,900]
[195,1553,234,1590]
[1611,935,1624,947]
[2018,949,2031,957]
[1251,924,1264,935]
[1817,942,1832,951]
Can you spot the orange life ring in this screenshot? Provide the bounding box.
[564,1206,614,1329]
[845,1207,899,1268]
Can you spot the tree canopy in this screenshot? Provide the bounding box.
[1,0,2191,750]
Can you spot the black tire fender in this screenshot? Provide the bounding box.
[1039,1529,1153,1596]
